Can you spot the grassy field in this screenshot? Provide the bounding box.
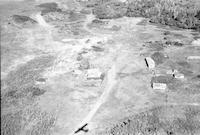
[1,55,56,135]
[97,106,200,135]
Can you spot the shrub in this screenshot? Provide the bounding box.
[92,2,127,19]
[12,15,37,24]
[37,2,62,15]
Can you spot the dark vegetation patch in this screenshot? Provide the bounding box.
[41,11,68,23]
[146,41,166,51]
[11,15,37,27]
[80,8,91,14]
[4,90,17,98]
[151,75,174,84]
[191,31,200,40]
[98,106,200,135]
[76,54,83,61]
[4,55,54,90]
[126,0,157,18]
[27,111,56,135]
[193,36,200,40]
[90,0,200,31]
[177,61,191,69]
[175,61,197,77]
[0,1,37,22]
[126,0,200,31]
[79,59,90,70]
[145,40,185,52]
[110,25,121,31]
[167,78,182,91]
[43,10,86,26]
[1,107,56,135]
[1,55,54,108]
[165,41,184,47]
[167,77,200,94]
[82,0,112,8]
[38,2,58,9]
[89,19,109,28]
[172,33,188,39]
[37,2,62,15]
[163,31,170,35]
[196,75,200,78]
[1,55,55,135]
[91,46,104,52]
[92,19,108,25]
[92,2,127,19]
[183,84,200,94]
[151,52,168,65]
[12,15,37,24]
[36,78,46,82]
[117,72,131,79]
[195,10,200,19]
[2,86,46,108]
[178,69,193,77]
[27,87,46,97]
[1,111,23,135]
[67,11,86,22]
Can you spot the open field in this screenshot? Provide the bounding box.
[1,0,200,135]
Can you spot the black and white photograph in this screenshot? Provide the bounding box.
[1,0,200,135]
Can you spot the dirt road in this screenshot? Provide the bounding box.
[69,63,118,135]
[33,11,120,135]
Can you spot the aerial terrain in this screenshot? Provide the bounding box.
[1,0,200,135]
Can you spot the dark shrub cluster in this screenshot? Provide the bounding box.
[12,15,37,24]
[92,2,127,19]
[37,2,62,15]
[126,0,200,31]
[91,0,200,31]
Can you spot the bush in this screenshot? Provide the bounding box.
[92,2,127,19]
[37,2,62,15]
[12,15,37,24]
[151,52,168,65]
[11,15,37,28]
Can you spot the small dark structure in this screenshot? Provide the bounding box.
[74,123,89,134]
